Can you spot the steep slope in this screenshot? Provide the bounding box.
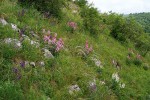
[0,0,150,100]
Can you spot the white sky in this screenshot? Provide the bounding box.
[87,0,150,14]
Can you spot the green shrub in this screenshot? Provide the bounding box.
[135,34,150,56]
[102,13,144,43]
[143,64,149,70]
[133,59,142,66]
[80,6,101,35]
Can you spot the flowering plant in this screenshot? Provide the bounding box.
[43,31,64,55]
[75,40,93,59]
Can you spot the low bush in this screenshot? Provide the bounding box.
[133,59,142,66]
[18,0,65,19]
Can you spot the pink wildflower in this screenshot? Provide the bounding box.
[44,35,50,42]
[52,33,57,44]
[85,40,93,54]
[85,40,89,48]
[56,38,64,52]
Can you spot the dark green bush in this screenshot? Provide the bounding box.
[143,64,150,70]
[102,13,144,43]
[18,0,65,19]
[135,34,150,56]
[80,6,102,35]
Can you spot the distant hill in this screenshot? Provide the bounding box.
[130,12,150,33]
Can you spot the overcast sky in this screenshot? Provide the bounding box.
[87,0,150,14]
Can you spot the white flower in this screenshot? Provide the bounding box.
[69,84,80,95]
[91,57,103,68]
[119,83,125,88]
[112,72,119,82]
[95,60,102,67]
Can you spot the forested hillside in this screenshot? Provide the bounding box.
[130,12,150,34]
[0,0,150,100]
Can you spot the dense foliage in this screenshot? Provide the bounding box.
[75,0,102,35]
[101,13,144,43]
[18,0,65,19]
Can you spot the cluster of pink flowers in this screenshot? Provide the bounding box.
[56,38,64,51]
[67,21,77,30]
[85,40,93,54]
[43,32,64,52]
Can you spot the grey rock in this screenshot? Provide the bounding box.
[43,49,54,58]
[4,38,22,49]
[0,18,8,26]
[69,84,80,95]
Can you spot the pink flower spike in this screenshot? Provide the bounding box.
[44,35,50,42]
[55,38,64,52]
[85,40,89,49]
[52,37,56,44]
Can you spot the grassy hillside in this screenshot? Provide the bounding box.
[0,0,150,100]
[130,12,150,34]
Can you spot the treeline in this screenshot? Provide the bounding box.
[129,12,150,34]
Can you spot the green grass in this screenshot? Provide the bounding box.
[0,0,150,100]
